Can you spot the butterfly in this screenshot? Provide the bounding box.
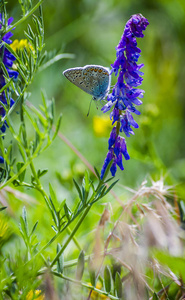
[63,65,111,101]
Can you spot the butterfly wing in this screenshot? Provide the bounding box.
[63,67,84,88]
[82,65,110,100]
[63,65,110,100]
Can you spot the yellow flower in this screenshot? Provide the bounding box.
[93,115,112,137]
[0,217,12,249]
[89,283,110,299]
[26,290,44,300]
[10,39,34,52]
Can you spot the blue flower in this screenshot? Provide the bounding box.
[100,14,149,179]
[0,14,18,134]
[0,156,4,163]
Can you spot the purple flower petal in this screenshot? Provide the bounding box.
[100,149,114,179]
[108,127,117,149]
[120,137,130,160]
[110,160,117,176]
[116,153,124,170]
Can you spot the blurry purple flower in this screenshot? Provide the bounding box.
[101,14,149,179]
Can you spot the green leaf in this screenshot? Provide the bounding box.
[152,292,159,300]
[94,166,100,180]
[17,65,28,83]
[0,78,13,93]
[30,221,38,237]
[33,15,42,35]
[49,183,58,210]
[59,199,66,212]
[57,243,64,273]
[27,24,35,40]
[104,176,114,184]
[51,225,57,233]
[19,206,28,238]
[81,186,87,204]
[1,62,10,78]
[84,170,90,191]
[103,179,119,196]
[73,179,82,200]
[63,203,71,222]
[37,168,48,178]
[104,266,111,293]
[88,258,96,287]
[0,206,7,211]
[52,114,62,141]
[115,272,122,298]
[17,162,26,182]
[76,250,85,281]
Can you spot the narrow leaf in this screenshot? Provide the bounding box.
[64,203,70,221]
[30,221,38,236]
[94,166,100,180]
[57,243,64,273]
[52,114,62,141]
[152,292,159,300]
[104,265,111,293]
[103,179,119,196]
[88,258,96,287]
[17,162,26,182]
[76,250,85,281]
[73,179,82,200]
[37,169,48,178]
[0,206,7,211]
[115,272,122,298]
[49,183,58,210]
[22,206,28,235]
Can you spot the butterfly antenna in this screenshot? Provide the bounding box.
[87,97,93,117]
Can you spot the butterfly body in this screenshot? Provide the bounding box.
[63,65,111,100]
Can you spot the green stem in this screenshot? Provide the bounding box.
[50,205,91,268]
[37,270,119,300]
[66,227,82,251]
[116,110,121,135]
[5,0,45,33]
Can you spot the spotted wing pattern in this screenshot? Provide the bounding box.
[63,65,110,100]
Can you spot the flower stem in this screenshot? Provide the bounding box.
[37,270,119,300]
[5,0,45,33]
[50,204,91,268]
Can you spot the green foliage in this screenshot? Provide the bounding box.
[115,272,122,298]
[76,250,85,281]
[104,266,112,293]
[0,0,185,299]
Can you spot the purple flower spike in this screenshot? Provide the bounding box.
[100,14,149,178]
[0,14,18,134]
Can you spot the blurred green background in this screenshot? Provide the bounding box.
[5,0,185,198]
